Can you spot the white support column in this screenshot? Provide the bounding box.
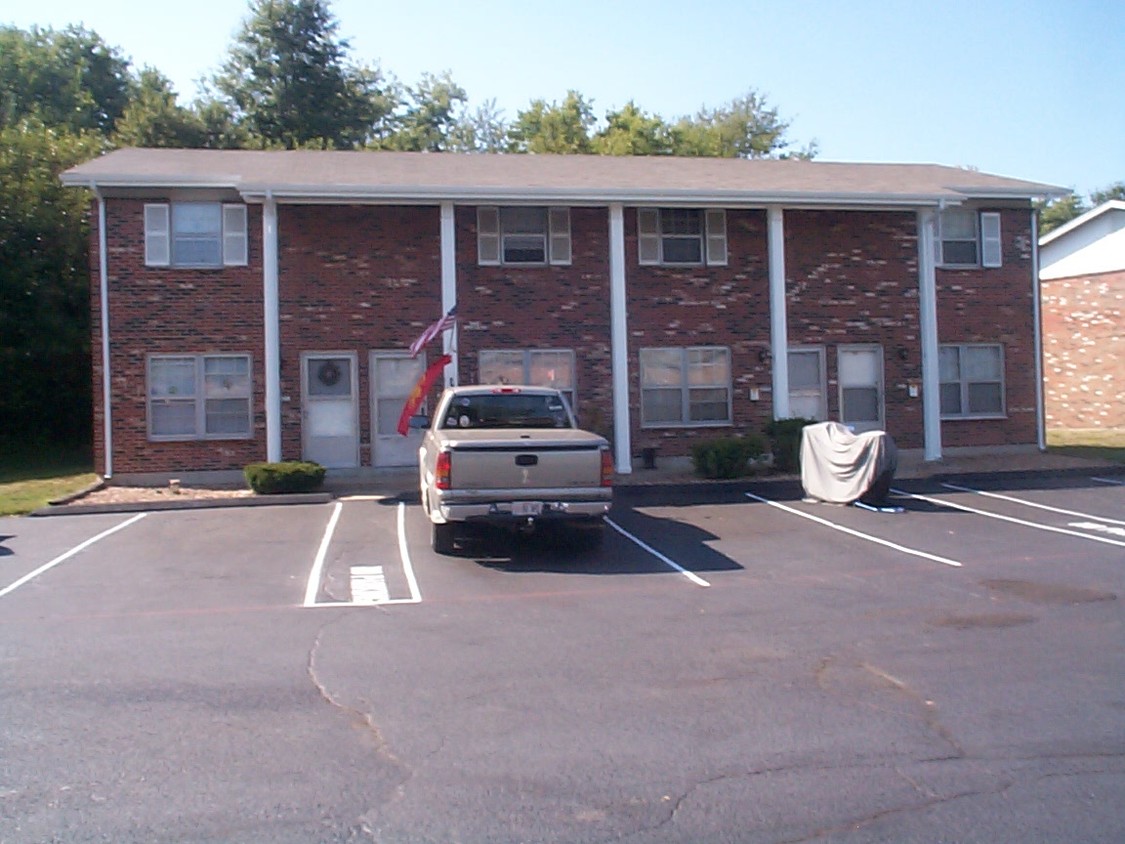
[1031,210,1045,451]
[609,203,632,473]
[917,208,942,461]
[95,190,113,478]
[263,195,282,462]
[440,202,458,386]
[767,206,790,419]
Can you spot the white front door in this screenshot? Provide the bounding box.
[370,352,426,468]
[837,345,884,433]
[301,352,359,468]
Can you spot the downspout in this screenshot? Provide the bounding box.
[262,192,282,462]
[767,207,790,419]
[94,187,112,478]
[609,203,632,473]
[1031,210,1045,451]
[440,202,458,386]
[917,207,942,461]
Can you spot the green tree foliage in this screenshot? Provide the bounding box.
[209,0,390,148]
[1090,182,1125,206]
[1039,182,1125,235]
[0,24,133,135]
[113,68,210,148]
[671,89,793,158]
[508,91,596,154]
[0,120,104,446]
[592,102,674,156]
[378,71,468,152]
[447,99,508,153]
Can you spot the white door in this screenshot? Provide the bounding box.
[370,352,426,468]
[837,345,884,433]
[301,353,359,468]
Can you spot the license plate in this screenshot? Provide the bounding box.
[512,501,543,517]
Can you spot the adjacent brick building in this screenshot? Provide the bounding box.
[62,149,1061,481]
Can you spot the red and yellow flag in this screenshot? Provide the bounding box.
[396,354,452,435]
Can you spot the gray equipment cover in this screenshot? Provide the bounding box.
[800,421,898,505]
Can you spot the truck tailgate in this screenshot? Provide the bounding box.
[449,442,604,491]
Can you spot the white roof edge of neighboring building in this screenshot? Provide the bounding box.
[1039,199,1125,246]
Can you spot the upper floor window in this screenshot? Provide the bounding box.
[477,206,571,266]
[638,208,727,266]
[144,202,248,268]
[640,346,731,427]
[938,209,1002,268]
[940,344,1004,418]
[479,348,576,411]
[148,353,252,440]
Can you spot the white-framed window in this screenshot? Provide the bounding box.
[787,346,827,421]
[938,209,1002,268]
[940,344,1005,418]
[144,202,248,268]
[479,348,576,410]
[477,206,571,266]
[148,354,252,440]
[638,208,727,266]
[640,346,731,427]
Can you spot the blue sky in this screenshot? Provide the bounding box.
[7,0,1123,197]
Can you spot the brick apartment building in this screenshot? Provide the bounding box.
[61,149,1061,482]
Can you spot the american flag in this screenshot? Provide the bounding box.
[408,306,457,358]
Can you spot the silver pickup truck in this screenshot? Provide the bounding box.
[417,385,614,553]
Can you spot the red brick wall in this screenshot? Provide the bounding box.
[936,208,1039,447]
[1042,270,1125,429]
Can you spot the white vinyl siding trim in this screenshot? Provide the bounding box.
[705,209,728,265]
[222,204,249,266]
[477,206,501,265]
[548,207,571,265]
[143,204,170,266]
[981,212,1002,267]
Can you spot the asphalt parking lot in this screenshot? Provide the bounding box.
[2,470,1123,843]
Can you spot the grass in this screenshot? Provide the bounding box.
[1046,428,1125,465]
[0,444,97,517]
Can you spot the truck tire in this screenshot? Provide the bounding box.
[431,520,456,554]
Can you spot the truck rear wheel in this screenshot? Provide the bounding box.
[431,520,456,554]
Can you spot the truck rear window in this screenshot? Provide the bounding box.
[443,394,574,430]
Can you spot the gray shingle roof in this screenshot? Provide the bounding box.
[61,148,1065,205]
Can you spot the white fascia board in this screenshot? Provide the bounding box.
[949,185,1071,201]
[60,175,242,191]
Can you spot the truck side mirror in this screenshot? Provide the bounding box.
[408,414,429,430]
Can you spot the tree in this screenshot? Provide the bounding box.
[210,0,390,148]
[113,68,209,148]
[671,89,793,158]
[0,24,133,136]
[1038,182,1125,235]
[1090,182,1125,206]
[379,71,468,152]
[592,102,674,156]
[507,91,595,154]
[447,99,508,153]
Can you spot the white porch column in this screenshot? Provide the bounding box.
[917,208,942,461]
[95,190,113,478]
[1031,210,1045,451]
[263,194,282,462]
[767,206,790,419]
[609,203,632,473]
[440,202,458,386]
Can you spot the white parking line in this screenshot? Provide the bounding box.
[892,488,1125,549]
[744,492,964,568]
[303,502,342,607]
[940,482,1125,526]
[0,513,147,600]
[606,517,710,587]
[1093,477,1125,486]
[350,566,389,604]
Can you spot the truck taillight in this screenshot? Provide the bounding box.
[600,449,614,487]
[435,451,452,490]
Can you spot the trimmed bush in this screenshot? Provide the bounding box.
[691,435,767,479]
[244,460,326,494]
[764,418,817,474]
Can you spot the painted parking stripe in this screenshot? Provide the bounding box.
[745,492,963,568]
[1093,477,1125,486]
[0,513,147,600]
[940,482,1125,526]
[605,518,711,587]
[303,501,343,607]
[892,488,1125,549]
[350,566,389,604]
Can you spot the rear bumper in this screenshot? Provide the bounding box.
[437,498,611,525]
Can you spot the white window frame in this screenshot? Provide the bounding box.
[938,209,1002,268]
[143,202,249,268]
[476,206,571,266]
[639,346,732,428]
[478,348,577,411]
[787,346,827,421]
[939,343,1006,419]
[147,353,253,441]
[637,208,727,267]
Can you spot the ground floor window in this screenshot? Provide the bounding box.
[640,346,731,426]
[479,348,576,411]
[148,354,251,440]
[940,344,1004,417]
[787,346,827,421]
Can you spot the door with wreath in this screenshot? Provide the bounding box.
[301,352,359,468]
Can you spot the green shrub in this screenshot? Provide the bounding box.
[244,461,326,494]
[691,435,767,479]
[764,418,817,474]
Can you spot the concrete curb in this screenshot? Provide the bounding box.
[31,491,334,517]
